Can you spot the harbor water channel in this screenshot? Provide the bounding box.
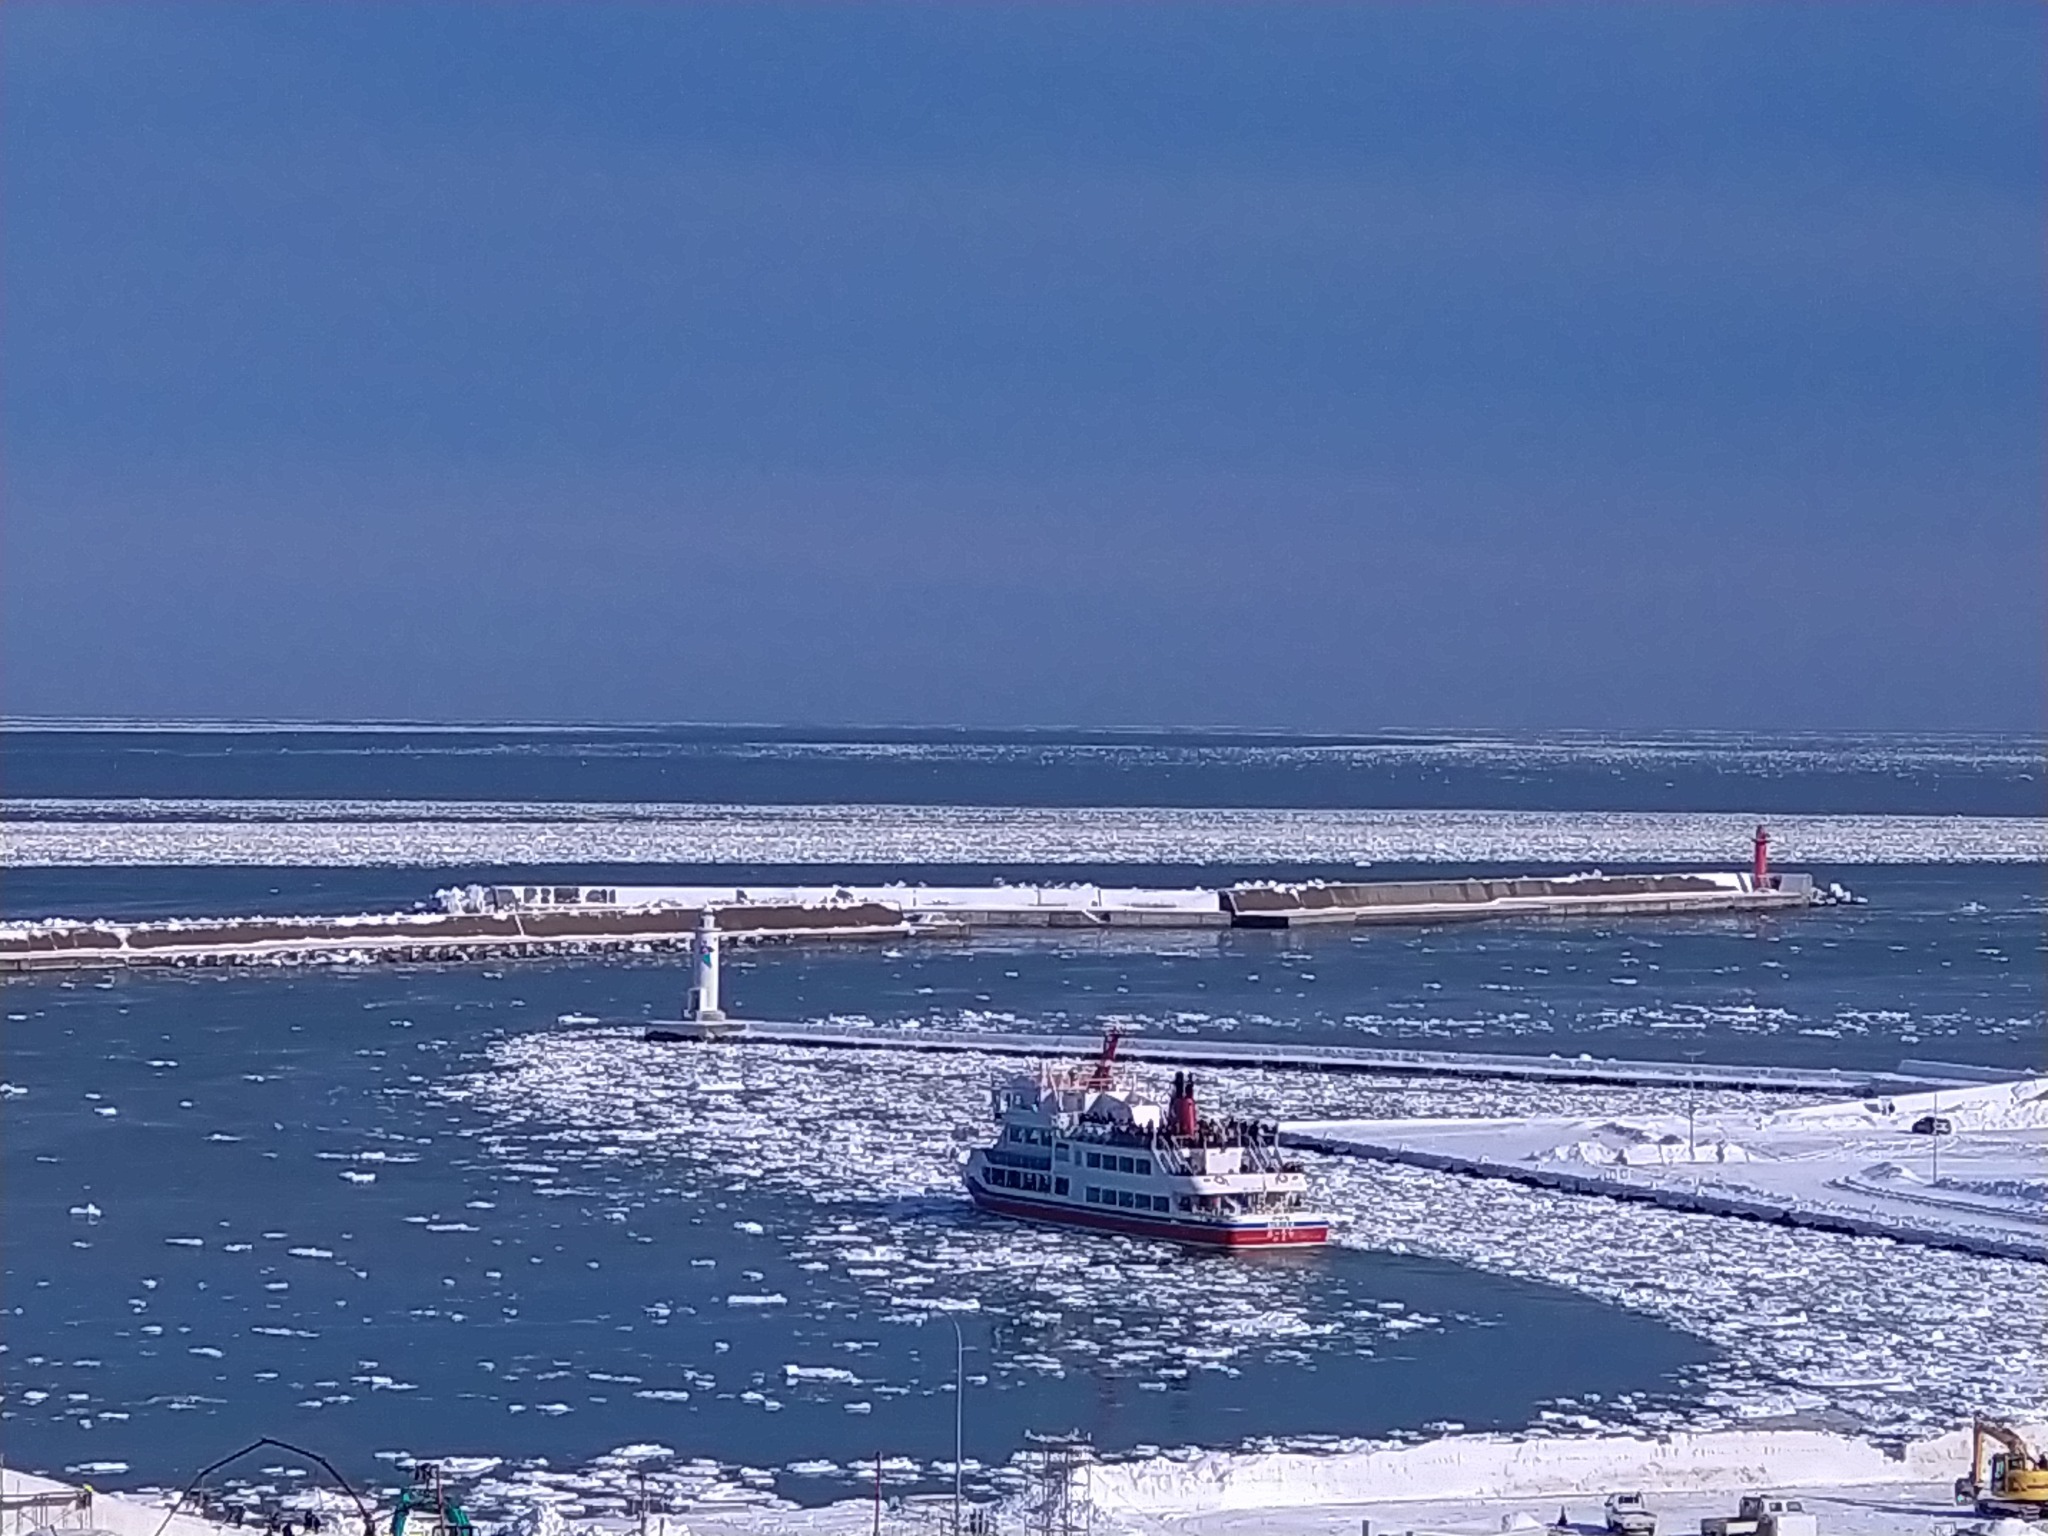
[2,728,2041,1516]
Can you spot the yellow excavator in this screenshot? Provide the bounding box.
[1956,1419,2048,1521]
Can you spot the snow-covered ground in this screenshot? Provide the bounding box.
[1091,1484,1973,1536]
[676,1474,1984,1536]
[1087,1425,1984,1514]
[13,1426,2037,1536]
[628,1424,2046,1536]
[1290,1079,2047,1262]
[436,882,1228,916]
[45,1428,2048,1536]
[1,1466,278,1536]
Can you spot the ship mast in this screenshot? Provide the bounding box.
[1084,1027,1122,1090]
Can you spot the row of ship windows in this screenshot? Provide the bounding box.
[986,1165,1200,1219]
[987,1167,1068,1196]
[1002,1127,1153,1178]
[985,1166,1182,1217]
[1083,1151,1152,1175]
[1087,1187,1176,1213]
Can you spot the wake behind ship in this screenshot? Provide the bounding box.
[963,1032,1330,1248]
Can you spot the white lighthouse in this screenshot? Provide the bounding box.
[688,909,725,1022]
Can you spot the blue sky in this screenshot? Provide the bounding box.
[4,4,2041,730]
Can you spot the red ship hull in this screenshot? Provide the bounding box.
[967,1179,1329,1248]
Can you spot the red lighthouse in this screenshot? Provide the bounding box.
[1753,824,1771,887]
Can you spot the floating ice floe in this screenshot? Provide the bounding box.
[783,1364,861,1384]
[437,1025,2046,1453]
[7,798,2043,867]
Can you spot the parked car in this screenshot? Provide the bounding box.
[1911,1115,1954,1136]
[1605,1493,1656,1536]
[1701,1494,1817,1536]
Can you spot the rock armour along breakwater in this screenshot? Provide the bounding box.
[0,901,910,972]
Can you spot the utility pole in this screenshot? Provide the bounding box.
[952,1319,966,1536]
[1683,1050,1702,1161]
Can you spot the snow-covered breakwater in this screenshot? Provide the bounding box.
[1,870,1829,973]
[0,900,908,973]
[443,871,1819,928]
[1289,1077,2048,1263]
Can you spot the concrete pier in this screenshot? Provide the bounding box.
[1284,1111,2047,1264]
[0,868,1828,975]
[445,870,1819,929]
[633,1018,1960,1096]
[0,901,911,974]
[1222,871,1816,926]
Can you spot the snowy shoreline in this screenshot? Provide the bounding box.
[8,1424,2035,1536]
[1088,1424,1983,1515]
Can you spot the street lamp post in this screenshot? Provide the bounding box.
[951,1320,966,1536]
[1682,1050,1703,1161]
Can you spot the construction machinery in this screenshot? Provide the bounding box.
[389,1464,475,1536]
[1955,1419,2048,1521]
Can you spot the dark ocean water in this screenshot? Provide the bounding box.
[5,723,2043,813]
[1,728,2041,1510]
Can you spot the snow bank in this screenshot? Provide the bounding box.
[1769,1079,2048,1135]
[1540,1122,1750,1167]
[1296,1075,2047,1262]
[2,1467,237,1536]
[1090,1427,1994,1516]
[439,882,1225,917]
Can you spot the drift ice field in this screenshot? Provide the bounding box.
[1,727,2042,1533]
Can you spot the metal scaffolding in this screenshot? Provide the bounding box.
[1019,1434,1093,1536]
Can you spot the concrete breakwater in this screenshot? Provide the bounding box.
[442,869,1820,928]
[635,1019,1953,1095]
[1227,870,1817,926]
[0,901,910,973]
[1285,1105,2048,1264]
[1,869,1821,974]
